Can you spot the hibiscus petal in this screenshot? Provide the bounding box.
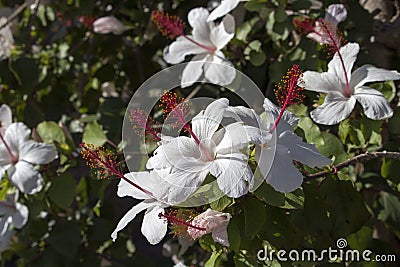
[279,131,332,167]
[141,205,167,245]
[118,170,169,200]
[19,140,57,165]
[12,203,28,229]
[211,154,253,198]
[8,161,43,194]
[211,224,230,247]
[224,106,267,130]
[208,0,241,22]
[163,36,207,64]
[353,86,393,120]
[146,136,200,169]
[302,71,345,94]
[325,4,347,25]
[4,123,31,153]
[0,104,12,134]
[111,201,154,241]
[192,98,229,141]
[265,145,303,193]
[310,92,356,125]
[350,65,400,89]
[204,52,236,86]
[209,14,235,50]
[263,98,298,133]
[181,54,208,88]
[327,42,359,84]
[188,7,213,47]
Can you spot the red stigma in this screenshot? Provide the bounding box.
[151,11,185,40]
[129,109,161,141]
[274,64,305,107]
[159,92,190,130]
[159,209,206,238]
[293,17,315,34]
[270,64,305,133]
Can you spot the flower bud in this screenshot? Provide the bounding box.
[93,16,128,35]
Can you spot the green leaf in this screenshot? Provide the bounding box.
[227,214,242,252]
[282,188,305,209]
[205,250,222,267]
[36,121,66,144]
[47,220,80,260]
[244,0,268,12]
[210,195,233,211]
[48,173,77,209]
[253,183,285,207]
[319,132,347,163]
[381,158,400,183]
[83,121,107,146]
[297,117,325,147]
[243,198,266,239]
[347,226,373,251]
[249,51,266,67]
[370,81,396,102]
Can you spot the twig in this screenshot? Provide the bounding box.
[0,2,28,31]
[303,151,400,181]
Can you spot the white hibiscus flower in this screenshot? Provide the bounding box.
[225,99,331,192]
[147,98,262,200]
[163,7,236,87]
[111,168,171,245]
[0,123,57,194]
[302,42,400,125]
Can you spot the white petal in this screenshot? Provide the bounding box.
[3,123,31,153]
[328,43,359,84]
[163,36,206,64]
[8,162,43,194]
[263,98,298,133]
[204,52,236,86]
[0,146,12,166]
[350,65,400,89]
[93,16,128,35]
[279,131,332,167]
[0,229,12,252]
[181,54,208,88]
[192,98,229,141]
[146,136,200,169]
[19,140,57,165]
[211,225,230,247]
[188,7,213,47]
[310,92,356,125]
[209,14,235,50]
[141,205,167,245]
[0,219,10,238]
[111,201,154,242]
[325,4,347,25]
[12,203,29,229]
[353,86,393,120]
[215,122,264,154]
[265,145,303,193]
[165,164,210,204]
[302,71,345,94]
[224,106,267,130]
[211,153,253,198]
[0,104,12,134]
[208,0,241,22]
[118,170,169,200]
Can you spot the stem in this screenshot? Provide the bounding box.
[160,212,207,231]
[0,132,18,164]
[319,19,351,97]
[0,2,28,31]
[303,151,400,181]
[81,146,154,197]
